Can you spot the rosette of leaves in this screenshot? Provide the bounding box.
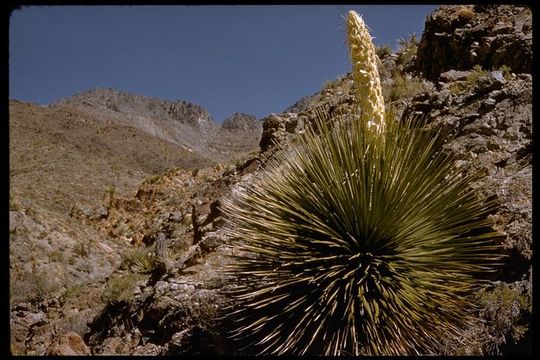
[220,111,502,355]
[220,9,502,356]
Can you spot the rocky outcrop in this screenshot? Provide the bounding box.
[259,75,356,152]
[221,112,261,132]
[415,5,532,80]
[283,92,321,113]
[78,163,261,355]
[86,251,234,355]
[411,72,532,263]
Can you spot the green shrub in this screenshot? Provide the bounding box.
[49,250,65,263]
[73,242,90,258]
[449,81,470,95]
[475,282,531,351]
[101,273,143,305]
[467,65,488,84]
[120,248,160,274]
[376,44,392,59]
[60,283,85,304]
[449,65,488,94]
[498,65,513,80]
[396,33,418,65]
[383,71,428,103]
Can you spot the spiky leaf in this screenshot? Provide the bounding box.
[221,110,502,355]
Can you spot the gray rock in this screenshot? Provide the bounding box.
[480,98,497,113]
[490,70,506,84]
[440,70,472,82]
[476,71,506,94]
[132,343,162,355]
[169,212,184,222]
[89,205,108,221]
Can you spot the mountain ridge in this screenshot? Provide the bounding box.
[45,87,262,163]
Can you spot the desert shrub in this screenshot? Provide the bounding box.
[10,270,64,305]
[73,242,90,258]
[49,250,65,263]
[383,71,429,103]
[449,65,488,95]
[222,111,502,355]
[456,6,475,22]
[475,282,531,353]
[120,247,167,274]
[396,33,418,66]
[165,167,181,177]
[101,273,143,305]
[9,194,22,212]
[103,186,116,209]
[448,81,469,95]
[498,64,513,80]
[142,174,161,185]
[376,44,392,59]
[60,313,91,336]
[467,65,488,84]
[440,279,531,355]
[60,283,85,304]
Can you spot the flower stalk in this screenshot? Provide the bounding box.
[347,10,386,134]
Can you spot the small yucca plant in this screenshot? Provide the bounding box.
[220,10,502,356]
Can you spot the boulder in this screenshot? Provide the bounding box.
[46,331,91,355]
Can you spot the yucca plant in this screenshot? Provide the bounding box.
[220,10,502,356]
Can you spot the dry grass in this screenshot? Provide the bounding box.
[456,6,476,22]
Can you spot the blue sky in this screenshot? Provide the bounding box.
[9,5,437,123]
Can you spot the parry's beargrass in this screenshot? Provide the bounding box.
[221,10,502,356]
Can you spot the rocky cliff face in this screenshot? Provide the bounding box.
[10,5,532,356]
[415,5,532,80]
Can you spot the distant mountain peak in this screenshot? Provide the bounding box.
[221,112,262,132]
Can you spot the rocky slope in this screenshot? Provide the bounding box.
[9,91,260,354]
[10,4,532,356]
[9,100,212,213]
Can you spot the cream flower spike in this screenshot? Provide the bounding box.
[347,10,385,134]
